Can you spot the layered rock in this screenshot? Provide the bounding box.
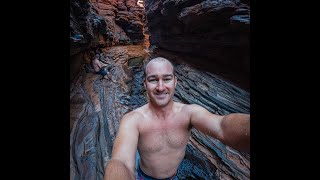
[70,0,145,55]
[144,0,250,91]
[174,63,250,179]
[70,0,250,179]
[70,46,250,179]
[70,45,149,180]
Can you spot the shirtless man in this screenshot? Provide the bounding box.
[104,57,250,180]
[92,54,108,79]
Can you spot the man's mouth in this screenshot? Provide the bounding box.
[155,92,168,99]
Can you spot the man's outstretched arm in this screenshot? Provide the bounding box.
[105,159,135,180]
[104,112,140,180]
[189,104,250,152]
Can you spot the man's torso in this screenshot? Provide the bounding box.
[135,102,192,178]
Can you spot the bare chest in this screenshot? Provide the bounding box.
[138,116,191,153]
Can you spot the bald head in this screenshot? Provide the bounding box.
[143,57,175,79]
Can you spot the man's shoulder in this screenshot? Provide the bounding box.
[123,105,147,120]
[123,110,144,120]
[178,103,204,113]
[119,111,143,129]
[120,107,147,129]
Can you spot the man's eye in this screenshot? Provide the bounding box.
[149,79,157,83]
[164,79,172,82]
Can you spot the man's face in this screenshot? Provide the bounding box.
[144,60,177,107]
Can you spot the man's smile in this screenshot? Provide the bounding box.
[154,92,168,99]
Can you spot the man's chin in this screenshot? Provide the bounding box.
[152,99,170,107]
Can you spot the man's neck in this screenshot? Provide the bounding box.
[148,101,174,120]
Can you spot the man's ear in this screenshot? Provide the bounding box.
[144,79,146,89]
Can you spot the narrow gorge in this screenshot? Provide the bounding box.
[70,0,250,179]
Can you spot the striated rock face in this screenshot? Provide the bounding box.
[70,0,250,180]
[173,63,250,179]
[70,0,145,55]
[70,45,149,180]
[144,0,250,91]
[70,45,250,180]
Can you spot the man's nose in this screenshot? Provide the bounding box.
[156,80,165,91]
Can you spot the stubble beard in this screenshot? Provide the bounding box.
[149,92,173,107]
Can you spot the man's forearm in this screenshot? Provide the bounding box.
[104,159,135,180]
[220,113,250,152]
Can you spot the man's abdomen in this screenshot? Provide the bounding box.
[138,148,185,179]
